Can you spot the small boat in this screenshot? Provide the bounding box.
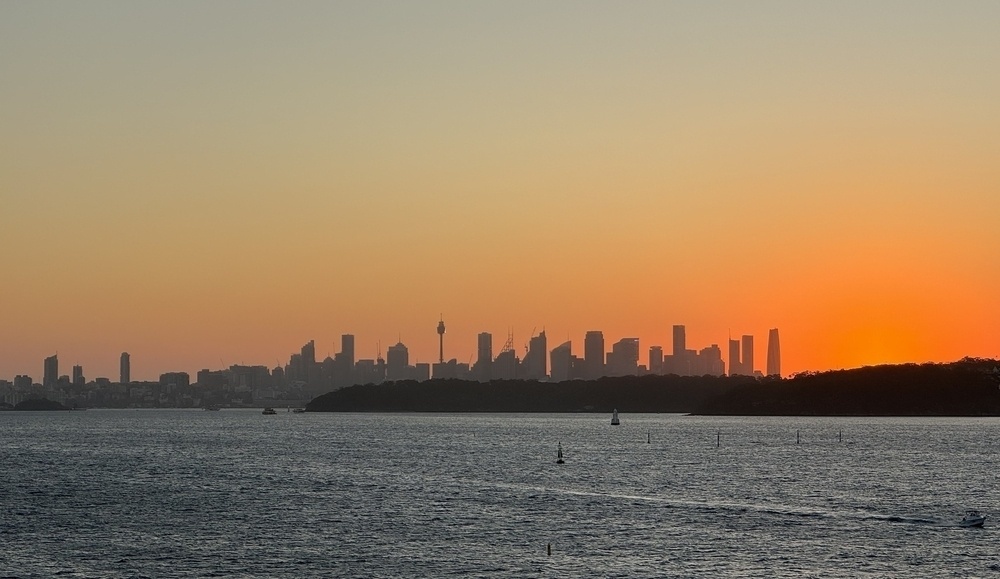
[262,407,277,415]
[960,510,986,527]
[611,409,620,426]
[204,405,220,411]
[556,442,565,464]
[292,408,306,413]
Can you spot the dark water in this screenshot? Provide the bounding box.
[2,410,1000,577]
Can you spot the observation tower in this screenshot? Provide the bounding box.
[437,317,446,364]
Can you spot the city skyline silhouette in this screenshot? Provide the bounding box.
[2,3,998,384]
[4,321,780,385]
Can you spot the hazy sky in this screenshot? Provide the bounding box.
[2,1,999,381]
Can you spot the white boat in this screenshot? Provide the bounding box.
[262,407,277,415]
[960,510,986,527]
[611,409,620,426]
[556,442,564,464]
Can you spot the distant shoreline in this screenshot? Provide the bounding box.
[306,359,1000,416]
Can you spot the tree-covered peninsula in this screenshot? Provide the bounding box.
[9,398,70,411]
[307,359,1000,415]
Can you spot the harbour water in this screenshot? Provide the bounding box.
[3,410,1000,577]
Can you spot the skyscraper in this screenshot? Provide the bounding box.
[386,341,409,381]
[697,344,726,376]
[766,328,781,377]
[301,339,319,387]
[584,331,605,380]
[522,331,547,380]
[741,335,754,376]
[550,341,572,382]
[120,352,130,384]
[301,340,316,367]
[649,345,663,374]
[728,339,741,376]
[43,354,58,387]
[334,334,356,387]
[341,334,355,370]
[475,332,493,382]
[72,365,84,386]
[672,325,686,358]
[606,338,639,376]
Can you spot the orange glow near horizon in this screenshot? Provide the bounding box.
[1,3,999,381]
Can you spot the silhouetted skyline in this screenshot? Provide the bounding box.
[1,318,780,389]
[2,3,998,382]
[1,321,782,407]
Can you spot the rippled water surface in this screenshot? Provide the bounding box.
[3,410,1000,577]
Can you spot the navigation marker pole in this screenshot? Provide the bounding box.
[717,430,720,448]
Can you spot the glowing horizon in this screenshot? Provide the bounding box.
[2,2,998,382]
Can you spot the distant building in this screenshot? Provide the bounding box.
[550,341,572,382]
[159,372,190,388]
[522,331,547,380]
[120,352,130,384]
[301,340,320,386]
[741,335,754,376]
[475,332,493,382]
[649,346,663,374]
[355,359,376,385]
[341,334,355,373]
[432,359,469,380]
[728,339,742,376]
[584,331,605,380]
[766,328,781,377]
[331,334,356,388]
[271,365,285,388]
[433,359,458,380]
[696,344,726,376]
[230,365,271,390]
[72,365,84,386]
[301,340,316,367]
[606,338,639,376]
[287,353,305,384]
[197,369,229,388]
[493,349,518,380]
[386,342,409,381]
[43,354,58,388]
[672,325,686,358]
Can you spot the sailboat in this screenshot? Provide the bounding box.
[611,409,620,426]
[556,442,565,464]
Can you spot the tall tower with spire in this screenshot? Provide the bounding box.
[437,316,446,364]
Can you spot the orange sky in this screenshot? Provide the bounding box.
[1,2,998,381]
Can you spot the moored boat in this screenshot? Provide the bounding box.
[262,407,277,415]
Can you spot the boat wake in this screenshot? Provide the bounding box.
[868,514,939,526]
[463,477,956,529]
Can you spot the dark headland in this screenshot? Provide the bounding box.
[0,398,71,411]
[307,358,1000,416]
